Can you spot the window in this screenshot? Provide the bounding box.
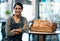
[0,0,14,19]
[0,0,8,3]
[50,0,54,2]
[41,0,46,2]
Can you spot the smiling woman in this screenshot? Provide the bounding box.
[4,2,29,41]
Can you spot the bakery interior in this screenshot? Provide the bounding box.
[0,0,60,41]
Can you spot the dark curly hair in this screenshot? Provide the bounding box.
[14,2,23,9]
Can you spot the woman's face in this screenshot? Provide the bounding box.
[14,5,22,16]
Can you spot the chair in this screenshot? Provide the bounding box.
[1,22,6,41]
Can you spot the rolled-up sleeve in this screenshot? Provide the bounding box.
[20,18,29,33]
[5,17,14,36]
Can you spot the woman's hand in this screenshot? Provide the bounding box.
[10,29,15,33]
[10,29,20,35]
[10,29,22,35]
[14,29,22,32]
[13,31,20,35]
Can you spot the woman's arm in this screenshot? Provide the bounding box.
[5,17,15,36]
[20,18,29,33]
[14,18,29,33]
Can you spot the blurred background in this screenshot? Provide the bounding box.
[0,0,60,41]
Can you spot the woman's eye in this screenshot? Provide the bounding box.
[15,8,21,10]
[19,8,22,10]
[15,8,17,9]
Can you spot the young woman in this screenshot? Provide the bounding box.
[4,2,29,41]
